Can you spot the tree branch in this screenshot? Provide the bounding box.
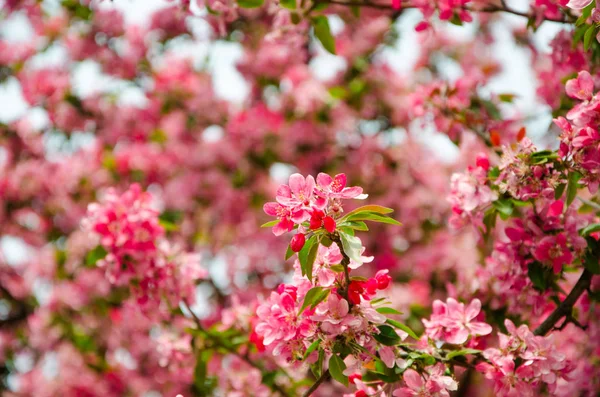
[321,1,574,24]
[302,370,331,397]
[533,269,593,336]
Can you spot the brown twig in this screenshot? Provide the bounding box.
[533,269,593,336]
[321,0,574,24]
[302,370,331,397]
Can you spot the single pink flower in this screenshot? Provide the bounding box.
[533,234,573,273]
[316,172,364,200]
[263,202,295,236]
[565,71,594,101]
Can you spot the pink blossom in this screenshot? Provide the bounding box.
[533,234,573,273]
[263,202,295,236]
[565,71,594,101]
[316,172,365,200]
[423,298,492,344]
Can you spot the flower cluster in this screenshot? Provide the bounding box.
[448,154,497,229]
[423,298,492,345]
[477,320,573,396]
[83,184,206,309]
[555,71,600,193]
[263,173,366,242]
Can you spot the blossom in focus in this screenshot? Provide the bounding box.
[423,298,492,344]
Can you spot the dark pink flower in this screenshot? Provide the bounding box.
[533,234,573,273]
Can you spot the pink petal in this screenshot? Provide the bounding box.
[379,346,396,368]
[465,299,482,321]
[445,328,469,345]
[402,369,423,389]
[333,173,347,190]
[340,186,363,198]
[288,173,305,195]
[566,0,593,9]
[316,172,333,188]
[263,202,281,216]
[468,322,493,336]
[547,200,564,217]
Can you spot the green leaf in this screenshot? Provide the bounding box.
[493,199,514,220]
[373,325,401,346]
[342,220,369,231]
[481,99,501,120]
[566,171,582,206]
[498,93,516,103]
[584,25,596,51]
[386,319,419,340]
[85,245,108,267]
[339,231,365,265]
[488,166,500,180]
[530,150,558,165]
[311,349,324,378]
[285,245,295,260]
[483,207,497,232]
[304,340,321,359]
[312,16,336,55]
[446,348,482,360]
[280,0,296,8]
[236,0,264,8]
[346,212,402,225]
[583,240,600,274]
[159,218,178,231]
[376,307,402,315]
[298,235,319,279]
[328,354,348,386]
[528,261,552,291]
[580,223,600,236]
[298,287,330,314]
[194,350,215,394]
[261,220,279,228]
[554,183,566,200]
[342,205,394,220]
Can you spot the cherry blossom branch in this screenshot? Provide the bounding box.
[320,0,574,24]
[533,269,593,336]
[303,234,352,397]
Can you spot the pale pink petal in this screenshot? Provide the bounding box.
[566,0,593,9]
[379,346,396,368]
[316,172,333,188]
[465,298,481,321]
[288,173,305,195]
[468,321,493,336]
[402,369,423,389]
[263,202,281,216]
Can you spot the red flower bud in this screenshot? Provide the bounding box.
[349,374,362,385]
[355,391,368,397]
[475,153,490,170]
[376,274,391,290]
[323,216,336,233]
[290,233,306,252]
[309,216,322,230]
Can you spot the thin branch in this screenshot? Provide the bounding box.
[578,196,600,212]
[322,1,574,24]
[533,269,593,336]
[302,370,331,397]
